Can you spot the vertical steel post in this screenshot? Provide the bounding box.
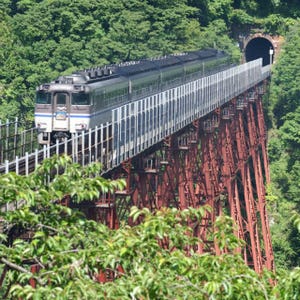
[247,101,274,270]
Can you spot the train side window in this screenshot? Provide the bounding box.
[72,93,90,105]
[131,74,159,100]
[36,91,51,104]
[103,84,128,107]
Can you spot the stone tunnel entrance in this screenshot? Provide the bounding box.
[245,37,274,66]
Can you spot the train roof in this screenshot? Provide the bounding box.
[51,48,224,85]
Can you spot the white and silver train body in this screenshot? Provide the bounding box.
[35,75,126,144]
[35,49,232,144]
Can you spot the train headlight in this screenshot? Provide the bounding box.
[75,123,87,131]
[37,122,47,130]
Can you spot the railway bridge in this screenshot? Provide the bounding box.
[0,58,274,273]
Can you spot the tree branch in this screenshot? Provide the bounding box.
[0,257,44,286]
[0,265,8,287]
[36,223,69,236]
[1,258,31,274]
[37,223,61,233]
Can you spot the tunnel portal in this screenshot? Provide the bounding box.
[245,37,274,66]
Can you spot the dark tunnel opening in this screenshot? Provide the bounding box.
[245,37,274,66]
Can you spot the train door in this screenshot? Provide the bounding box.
[52,92,70,132]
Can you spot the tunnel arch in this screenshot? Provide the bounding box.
[244,36,274,66]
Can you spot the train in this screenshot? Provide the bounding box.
[34,49,232,144]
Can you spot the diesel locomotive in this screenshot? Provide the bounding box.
[34,49,231,144]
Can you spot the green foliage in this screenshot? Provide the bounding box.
[277,108,300,202]
[280,108,300,155]
[269,22,300,125]
[268,113,300,268]
[205,0,300,34]
[261,14,296,35]
[230,9,255,26]
[292,213,300,233]
[0,156,300,298]
[207,0,234,24]
[266,21,300,270]
[274,267,300,299]
[268,24,300,156]
[0,0,11,15]
[268,132,285,163]
[199,20,241,62]
[268,109,300,203]
[274,0,300,18]
[0,156,275,298]
[269,200,299,269]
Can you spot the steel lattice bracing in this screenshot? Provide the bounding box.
[92,81,274,272]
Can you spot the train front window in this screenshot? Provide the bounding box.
[57,93,67,105]
[36,91,51,104]
[72,93,90,105]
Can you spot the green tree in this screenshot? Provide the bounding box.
[207,0,234,24]
[279,108,300,161]
[2,156,300,298]
[199,19,241,62]
[0,155,276,299]
[267,21,300,270]
[269,22,300,126]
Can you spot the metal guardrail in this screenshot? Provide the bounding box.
[0,123,113,216]
[112,59,268,164]
[0,118,39,164]
[0,122,113,176]
[262,65,271,78]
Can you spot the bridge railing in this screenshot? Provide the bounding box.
[0,118,39,164]
[112,58,266,165]
[0,122,114,176]
[262,65,271,79]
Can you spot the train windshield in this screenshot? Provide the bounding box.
[36,91,51,104]
[71,93,90,105]
[56,93,67,105]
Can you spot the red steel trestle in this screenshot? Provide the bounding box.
[85,83,274,272]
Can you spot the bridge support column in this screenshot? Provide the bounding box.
[175,130,199,210]
[256,96,271,184]
[93,195,119,229]
[218,115,245,257]
[247,99,274,270]
[233,107,264,272]
[156,137,179,209]
[197,115,223,255]
[131,158,158,211]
